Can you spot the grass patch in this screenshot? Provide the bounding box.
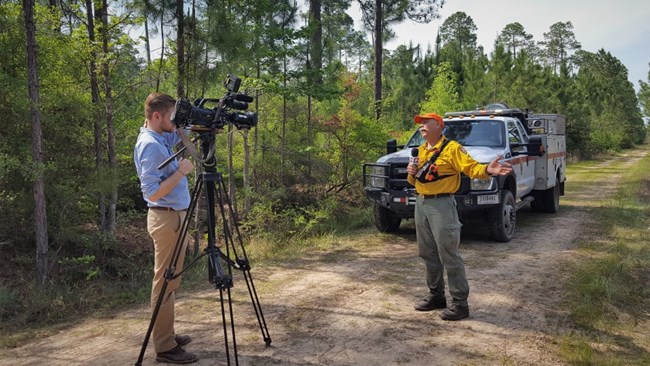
[557,145,650,365]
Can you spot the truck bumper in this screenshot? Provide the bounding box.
[366,188,501,219]
[455,192,501,212]
[365,188,416,218]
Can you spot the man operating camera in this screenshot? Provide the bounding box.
[133,92,198,364]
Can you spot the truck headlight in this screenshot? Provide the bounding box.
[470,177,496,190]
[368,166,387,188]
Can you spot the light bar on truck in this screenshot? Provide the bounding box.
[445,108,524,119]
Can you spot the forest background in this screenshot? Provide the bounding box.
[1,0,649,330]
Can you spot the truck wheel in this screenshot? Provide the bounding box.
[532,176,561,213]
[490,190,516,242]
[373,203,401,233]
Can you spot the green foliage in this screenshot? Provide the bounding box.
[382,43,435,129]
[439,11,478,53]
[58,255,99,281]
[574,50,646,153]
[485,43,514,103]
[242,193,372,245]
[496,22,535,59]
[539,21,581,74]
[637,62,650,125]
[420,62,461,114]
[358,0,443,34]
[2,212,154,329]
[0,285,21,321]
[459,54,489,108]
[589,112,625,153]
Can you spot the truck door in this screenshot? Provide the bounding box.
[507,119,535,198]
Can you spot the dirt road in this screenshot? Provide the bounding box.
[1,149,647,366]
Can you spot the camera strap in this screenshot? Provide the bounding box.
[415,138,455,183]
[178,129,200,160]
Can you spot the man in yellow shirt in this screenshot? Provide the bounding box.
[406,112,512,320]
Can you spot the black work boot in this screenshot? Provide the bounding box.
[414,293,447,311]
[440,303,469,321]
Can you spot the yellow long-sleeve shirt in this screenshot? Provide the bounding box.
[407,136,491,195]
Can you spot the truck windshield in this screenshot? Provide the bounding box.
[406,120,505,148]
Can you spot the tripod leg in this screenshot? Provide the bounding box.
[215,176,272,346]
[205,176,240,365]
[240,269,272,345]
[216,286,240,366]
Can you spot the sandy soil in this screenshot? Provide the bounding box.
[1,149,647,366]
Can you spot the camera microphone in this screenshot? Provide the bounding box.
[234,93,254,103]
[410,148,419,167]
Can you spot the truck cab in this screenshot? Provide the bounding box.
[363,104,566,241]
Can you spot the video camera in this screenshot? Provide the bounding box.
[172,74,257,130]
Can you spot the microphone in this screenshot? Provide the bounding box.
[410,148,419,167]
[234,93,254,103]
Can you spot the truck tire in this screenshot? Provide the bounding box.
[373,203,401,233]
[490,190,516,242]
[531,175,561,213]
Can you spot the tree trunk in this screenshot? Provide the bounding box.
[86,0,106,232]
[309,0,322,86]
[228,125,237,212]
[253,59,260,194]
[307,94,312,178]
[373,0,382,119]
[187,0,196,97]
[23,0,49,286]
[243,129,251,214]
[99,0,117,233]
[282,55,287,184]
[144,17,151,64]
[156,16,165,92]
[176,0,185,98]
[201,19,208,97]
[188,0,201,256]
[307,0,316,179]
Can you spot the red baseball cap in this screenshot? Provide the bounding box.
[414,112,444,128]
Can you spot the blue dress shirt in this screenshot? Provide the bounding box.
[134,127,190,210]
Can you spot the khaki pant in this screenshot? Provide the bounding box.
[414,196,469,306]
[147,209,188,353]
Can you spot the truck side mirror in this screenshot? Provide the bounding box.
[510,141,545,157]
[527,136,546,157]
[528,141,545,156]
[386,139,397,154]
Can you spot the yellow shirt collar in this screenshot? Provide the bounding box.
[425,136,446,151]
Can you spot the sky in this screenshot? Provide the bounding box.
[350,0,650,92]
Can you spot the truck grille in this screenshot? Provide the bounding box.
[388,162,471,194]
[388,163,410,190]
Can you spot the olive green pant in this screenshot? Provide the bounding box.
[414,196,469,306]
[147,209,188,353]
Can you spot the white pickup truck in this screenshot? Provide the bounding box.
[363,103,567,241]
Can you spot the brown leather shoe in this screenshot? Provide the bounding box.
[156,345,198,364]
[175,334,191,347]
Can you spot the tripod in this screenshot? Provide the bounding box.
[135,131,271,366]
